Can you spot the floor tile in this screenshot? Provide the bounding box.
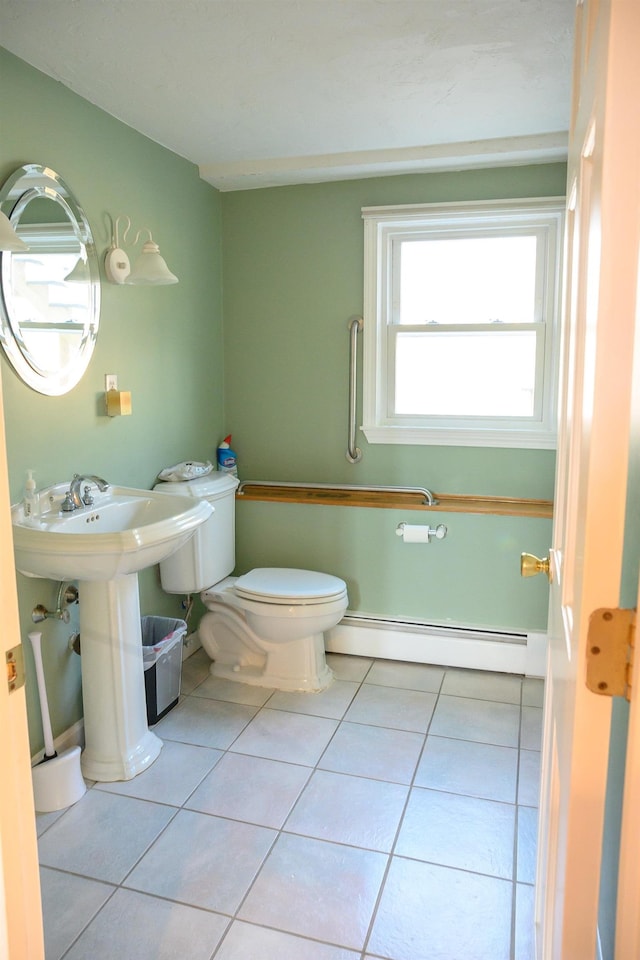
[285,769,408,851]
[344,683,436,733]
[153,695,258,749]
[39,867,114,960]
[326,653,373,682]
[180,647,211,694]
[365,659,445,693]
[396,787,515,879]
[415,735,518,803]
[518,749,541,807]
[124,808,276,914]
[441,667,522,704]
[238,832,387,950]
[64,888,228,960]
[521,705,543,750]
[319,721,425,784]
[38,789,175,884]
[517,805,539,884]
[190,673,275,706]
[229,708,338,765]
[522,677,545,707]
[367,856,512,960]
[267,679,360,719]
[186,752,311,827]
[216,921,361,959]
[515,882,536,960]
[35,807,66,837]
[95,739,223,806]
[35,657,541,960]
[429,694,520,747]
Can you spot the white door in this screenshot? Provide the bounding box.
[533,1,640,957]
[613,254,640,958]
[0,365,44,959]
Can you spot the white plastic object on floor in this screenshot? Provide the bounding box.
[31,745,86,813]
[27,630,86,812]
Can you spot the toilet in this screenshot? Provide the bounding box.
[155,474,348,691]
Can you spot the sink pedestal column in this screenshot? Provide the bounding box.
[79,574,162,781]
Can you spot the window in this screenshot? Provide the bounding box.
[362,198,564,448]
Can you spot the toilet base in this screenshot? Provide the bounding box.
[206,629,334,692]
[210,657,334,692]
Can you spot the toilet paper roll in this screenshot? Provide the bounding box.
[400,524,431,543]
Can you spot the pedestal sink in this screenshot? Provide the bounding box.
[12,482,212,782]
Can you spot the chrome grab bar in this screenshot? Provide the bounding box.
[346,315,363,463]
[236,480,437,506]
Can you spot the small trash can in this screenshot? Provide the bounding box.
[141,616,187,724]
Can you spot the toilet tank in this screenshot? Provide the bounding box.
[153,473,239,594]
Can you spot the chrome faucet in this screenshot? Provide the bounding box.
[66,473,109,510]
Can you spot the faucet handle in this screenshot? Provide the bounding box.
[82,485,94,506]
[61,492,76,512]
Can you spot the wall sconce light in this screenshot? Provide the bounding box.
[0,209,29,251]
[64,256,89,283]
[104,215,178,285]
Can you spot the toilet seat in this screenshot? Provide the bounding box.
[233,568,347,605]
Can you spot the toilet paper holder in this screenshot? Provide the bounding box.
[396,522,447,543]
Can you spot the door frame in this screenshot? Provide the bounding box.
[535,0,640,956]
[0,365,44,959]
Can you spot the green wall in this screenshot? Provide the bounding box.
[2,47,562,755]
[1,49,224,751]
[222,167,564,627]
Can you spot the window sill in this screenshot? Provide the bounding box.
[361,424,557,450]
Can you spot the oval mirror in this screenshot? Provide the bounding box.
[0,164,100,395]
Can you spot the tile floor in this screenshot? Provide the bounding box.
[36,650,543,960]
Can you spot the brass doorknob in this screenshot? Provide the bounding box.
[520,552,552,582]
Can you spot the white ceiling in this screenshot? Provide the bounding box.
[1,0,575,191]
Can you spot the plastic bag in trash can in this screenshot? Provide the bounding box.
[141,616,187,667]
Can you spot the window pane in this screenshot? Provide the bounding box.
[399,235,537,325]
[394,330,538,417]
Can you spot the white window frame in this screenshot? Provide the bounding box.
[362,197,565,448]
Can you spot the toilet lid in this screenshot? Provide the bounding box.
[233,568,347,605]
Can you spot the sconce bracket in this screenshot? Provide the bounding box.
[105,247,130,284]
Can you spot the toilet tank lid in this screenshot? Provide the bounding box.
[234,567,347,602]
[153,473,239,499]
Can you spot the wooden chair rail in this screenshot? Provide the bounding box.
[236,483,553,519]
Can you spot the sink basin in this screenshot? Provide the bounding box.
[11,480,213,784]
[12,482,213,580]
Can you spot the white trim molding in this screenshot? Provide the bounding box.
[327,617,547,678]
[200,133,568,192]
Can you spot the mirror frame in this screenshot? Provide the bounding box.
[0,164,101,395]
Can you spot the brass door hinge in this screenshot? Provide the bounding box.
[6,644,26,694]
[586,608,635,701]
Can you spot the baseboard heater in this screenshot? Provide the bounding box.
[326,614,546,678]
